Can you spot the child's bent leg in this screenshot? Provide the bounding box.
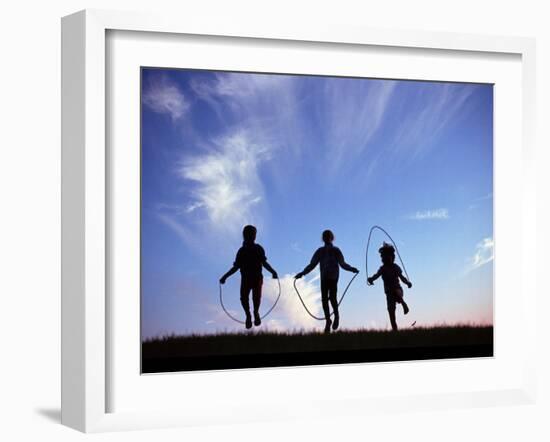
[395,287,409,315]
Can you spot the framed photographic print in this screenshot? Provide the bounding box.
[61,9,537,432]
[139,66,494,374]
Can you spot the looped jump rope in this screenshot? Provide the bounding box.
[219,278,282,325]
[365,225,411,283]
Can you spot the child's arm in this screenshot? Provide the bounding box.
[262,261,278,279]
[367,269,382,285]
[396,264,412,288]
[219,266,238,284]
[259,246,278,278]
[399,273,412,288]
[220,249,241,284]
[336,248,359,273]
[295,250,320,279]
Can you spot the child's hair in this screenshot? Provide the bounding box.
[379,242,395,265]
[242,225,257,242]
[322,229,334,244]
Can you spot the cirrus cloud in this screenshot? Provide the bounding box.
[142,75,189,121]
[469,237,494,271]
[407,208,450,220]
[177,130,268,236]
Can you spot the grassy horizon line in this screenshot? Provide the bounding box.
[143,323,493,343]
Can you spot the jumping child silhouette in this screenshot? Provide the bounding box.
[367,242,412,331]
[295,230,359,333]
[220,225,278,329]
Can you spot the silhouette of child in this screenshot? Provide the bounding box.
[295,230,359,333]
[220,225,278,329]
[367,242,412,331]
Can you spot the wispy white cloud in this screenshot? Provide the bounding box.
[467,237,494,272]
[408,208,449,220]
[190,73,296,127]
[321,79,397,174]
[393,84,477,157]
[177,130,268,236]
[159,75,471,253]
[475,192,493,202]
[157,212,202,250]
[159,73,302,248]
[468,192,493,210]
[191,72,291,102]
[142,75,189,121]
[185,201,205,214]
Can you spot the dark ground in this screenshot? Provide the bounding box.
[142,325,493,373]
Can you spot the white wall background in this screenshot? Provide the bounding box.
[0,0,548,440]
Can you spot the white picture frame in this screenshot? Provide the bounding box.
[61,9,537,433]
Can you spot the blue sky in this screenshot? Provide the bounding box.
[140,68,493,339]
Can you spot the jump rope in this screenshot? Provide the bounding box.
[219,225,411,324]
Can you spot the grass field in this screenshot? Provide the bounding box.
[143,325,493,360]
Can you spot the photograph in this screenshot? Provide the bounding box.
[140,67,494,373]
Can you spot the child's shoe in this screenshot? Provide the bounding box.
[253,311,261,326]
[324,319,332,334]
[332,315,340,330]
[245,315,253,329]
